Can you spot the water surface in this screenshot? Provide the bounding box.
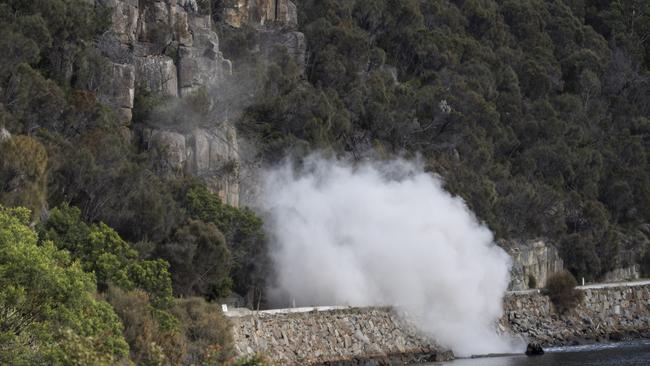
[430,340,650,366]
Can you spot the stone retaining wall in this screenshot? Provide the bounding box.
[229,307,452,366]
[503,283,650,346]
[229,284,650,365]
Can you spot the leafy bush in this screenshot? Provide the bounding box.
[171,297,235,366]
[39,204,174,309]
[106,287,186,366]
[157,219,232,299]
[0,205,129,365]
[544,271,584,314]
[0,135,48,218]
[177,180,268,305]
[232,354,272,366]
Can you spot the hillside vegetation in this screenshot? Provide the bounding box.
[0,0,649,363]
[232,0,650,280]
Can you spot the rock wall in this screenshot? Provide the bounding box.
[93,0,308,207]
[229,284,650,365]
[228,307,452,366]
[98,0,233,117]
[602,265,640,283]
[142,125,240,206]
[503,283,650,346]
[503,239,564,291]
[96,0,240,205]
[220,0,298,28]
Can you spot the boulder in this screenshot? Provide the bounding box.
[525,343,544,356]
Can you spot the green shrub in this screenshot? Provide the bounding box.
[0,135,48,218]
[544,271,584,314]
[233,354,272,366]
[171,297,234,365]
[106,287,186,366]
[39,204,175,308]
[0,205,129,364]
[527,274,537,289]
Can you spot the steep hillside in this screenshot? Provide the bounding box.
[0,0,650,364]
[230,0,650,281]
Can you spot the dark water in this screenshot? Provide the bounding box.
[429,340,650,366]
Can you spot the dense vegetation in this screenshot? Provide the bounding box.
[1,0,650,362]
[220,0,650,281]
[0,0,268,364]
[544,271,584,313]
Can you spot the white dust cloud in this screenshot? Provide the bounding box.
[260,155,522,356]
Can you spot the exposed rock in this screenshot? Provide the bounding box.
[229,307,452,366]
[97,62,135,125]
[602,265,640,283]
[149,129,186,171]
[95,0,240,206]
[525,343,544,356]
[136,0,175,47]
[143,123,240,207]
[221,0,298,28]
[502,283,650,347]
[0,127,11,142]
[135,56,178,96]
[504,239,564,291]
[98,0,139,45]
[178,15,232,96]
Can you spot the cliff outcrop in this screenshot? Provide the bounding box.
[92,0,307,207]
[95,0,239,205]
[220,0,298,28]
[503,239,564,291]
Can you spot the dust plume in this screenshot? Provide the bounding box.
[260,155,522,356]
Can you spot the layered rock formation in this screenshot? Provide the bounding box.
[504,239,564,291]
[93,0,308,207]
[218,0,306,73]
[220,0,298,28]
[96,0,239,205]
[142,125,240,206]
[98,0,233,109]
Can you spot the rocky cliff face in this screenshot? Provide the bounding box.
[97,0,233,113]
[142,125,240,206]
[503,239,564,291]
[94,0,238,206]
[93,0,307,207]
[220,0,298,28]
